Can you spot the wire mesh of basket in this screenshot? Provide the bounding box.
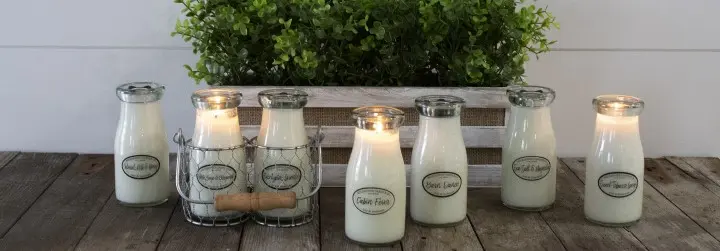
[173,126,323,227]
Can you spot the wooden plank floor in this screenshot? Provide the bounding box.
[1,152,720,251]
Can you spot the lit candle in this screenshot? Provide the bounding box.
[189,89,247,221]
[345,106,406,246]
[585,95,645,227]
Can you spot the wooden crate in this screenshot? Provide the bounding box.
[232,87,509,187]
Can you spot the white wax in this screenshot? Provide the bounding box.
[501,106,556,209]
[411,116,467,225]
[345,128,406,244]
[254,108,311,218]
[191,108,246,218]
[114,102,170,205]
[585,114,644,224]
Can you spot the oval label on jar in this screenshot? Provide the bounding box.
[512,156,552,181]
[598,172,639,198]
[122,155,160,179]
[422,172,462,198]
[196,164,237,190]
[352,187,395,215]
[262,164,302,190]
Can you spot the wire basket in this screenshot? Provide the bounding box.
[173,127,323,228]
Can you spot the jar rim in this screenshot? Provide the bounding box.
[116,82,165,103]
[415,95,465,117]
[191,88,243,110]
[593,95,644,117]
[352,106,405,131]
[507,85,555,108]
[257,88,308,109]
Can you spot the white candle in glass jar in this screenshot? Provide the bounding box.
[346,107,406,245]
[411,95,467,226]
[190,90,246,219]
[114,82,170,207]
[501,86,557,211]
[254,89,311,222]
[585,95,645,227]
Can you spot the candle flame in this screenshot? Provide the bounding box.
[374,115,384,132]
[610,102,625,109]
[210,96,225,103]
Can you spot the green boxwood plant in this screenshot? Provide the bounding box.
[173,0,556,86]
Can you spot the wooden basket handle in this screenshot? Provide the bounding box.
[215,192,297,212]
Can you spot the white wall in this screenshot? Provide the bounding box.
[0,0,718,157]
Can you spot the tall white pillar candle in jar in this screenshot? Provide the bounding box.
[411,95,467,226]
[501,85,557,211]
[345,106,406,245]
[253,89,312,225]
[114,82,170,207]
[585,95,645,227]
[189,89,246,220]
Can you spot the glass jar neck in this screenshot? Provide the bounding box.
[192,108,243,147]
[353,128,401,151]
[508,106,552,129]
[419,115,461,132]
[258,108,307,147]
[594,113,640,132]
[119,101,165,136]
[120,101,162,119]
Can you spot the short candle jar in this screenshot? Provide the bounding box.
[501,85,557,211]
[585,95,645,227]
[345,106,406,246]
[410,95,467,227]
[189,89,247,222]
[253,89,313,226]
[114,82,170,207]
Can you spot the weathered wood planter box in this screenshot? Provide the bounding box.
[234,86,509,187]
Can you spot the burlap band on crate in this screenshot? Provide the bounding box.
[239,107,505,126]
[322,148,501,165]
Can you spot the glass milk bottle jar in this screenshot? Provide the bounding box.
[501,85,557,211]
[189,89,246,220]
[253,89,312,225]
[114,82,170,207]
[346,106,406,246]
[585,95,645,226]
[411,95,467,227]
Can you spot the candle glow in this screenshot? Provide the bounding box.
[374,116,385,133]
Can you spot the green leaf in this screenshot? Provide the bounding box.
[170,0,556,87]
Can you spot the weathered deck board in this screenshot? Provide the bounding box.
[466,188,565,251]
[666,157,720,197]
[679,157,720,187]
[76,154,179,251]
[0,152,19,170]
[644,158,720,240]
[240,205,320,251]
[319,188,401,251]
[562,158,720,250]
[0,152,77,238]
[156,201,243,251]
[402,203,483,251]
[0,153,719,250]
[539,159,646,250]
[0,154,114,250]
